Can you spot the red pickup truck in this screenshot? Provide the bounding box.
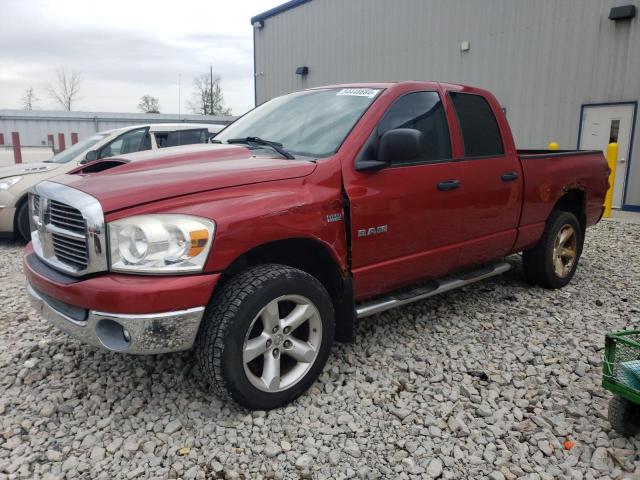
[24,82,609,409]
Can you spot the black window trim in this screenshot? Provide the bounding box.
[371,89,455,169]
[448,91,506,160]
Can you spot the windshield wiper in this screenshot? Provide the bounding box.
[227,137,295,160]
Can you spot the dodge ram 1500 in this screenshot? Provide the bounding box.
[24,82,609,409]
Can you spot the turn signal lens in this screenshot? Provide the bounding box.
[188,228,210,256]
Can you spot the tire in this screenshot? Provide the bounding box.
[608,395,640,437]
[522,210,583,289]
[16,202,31,242]
[196,264,335,410]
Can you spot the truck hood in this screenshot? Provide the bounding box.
[0,161,62,178]
[51,144,317,213]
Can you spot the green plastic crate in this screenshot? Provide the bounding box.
[603,330,640,405]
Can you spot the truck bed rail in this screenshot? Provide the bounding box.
[518,149,601,159]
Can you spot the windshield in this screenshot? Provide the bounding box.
[215,88,382,157]
[45,134,108,163]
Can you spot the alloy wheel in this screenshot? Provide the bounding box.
[242,294,323,392]
[552,224,577,278]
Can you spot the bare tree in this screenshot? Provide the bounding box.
[138,95,160,113]
[22,87,38,110]
[188,66,232,116]
[46,68,81,111]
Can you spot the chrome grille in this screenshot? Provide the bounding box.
[52,232,88,269]
[30,182,107,276]
[49,200,86,234]
[32,194,41,217]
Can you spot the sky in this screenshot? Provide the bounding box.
[0,0,284,116]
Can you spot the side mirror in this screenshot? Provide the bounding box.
[377,128,424,164]
[80,150,98,164]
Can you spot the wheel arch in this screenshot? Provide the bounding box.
[552,187,587,235]
[216,237,355,342]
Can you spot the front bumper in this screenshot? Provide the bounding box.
[24,245,220,354]
[0,189,17,233]
[0,205,16,234]
[27,283,205,354]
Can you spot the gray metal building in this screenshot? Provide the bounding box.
[0,110,235,149]
[251,0,640,210]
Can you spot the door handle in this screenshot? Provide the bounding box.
[501,171,519,182]
[437,180,460,191]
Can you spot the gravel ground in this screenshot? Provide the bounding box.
[1,220,639,480]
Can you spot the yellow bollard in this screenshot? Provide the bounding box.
[603,142,618,218]
[548,142,559,150]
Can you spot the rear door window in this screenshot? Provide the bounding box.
[450,92,503,157]
[377,91,452,163]
[156,129,208,148]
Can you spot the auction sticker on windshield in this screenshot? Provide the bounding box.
[336,88,381,98]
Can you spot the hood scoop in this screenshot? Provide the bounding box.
[72,159,129,174]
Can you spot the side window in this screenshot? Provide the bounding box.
[167,129,208,147]
[154,132,169,148]
[100,128,150,159]
[378,91,451,163]
[450,92,503,157]
[156,129,208,148]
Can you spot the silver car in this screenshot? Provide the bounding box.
[0,123,224,240]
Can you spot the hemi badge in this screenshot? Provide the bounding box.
[326,213,343,223]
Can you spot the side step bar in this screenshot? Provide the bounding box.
[355,262,511,319]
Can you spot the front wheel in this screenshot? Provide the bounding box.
[16,202,31,242]
[196,264,335,410]
[523,210,583,289]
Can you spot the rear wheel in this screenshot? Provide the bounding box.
[523,210,583,289]
[608,395,640,437]
[16,202,31,242]
[196,264,334,410]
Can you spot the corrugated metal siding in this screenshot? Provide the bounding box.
[254,0,640,205]
[0,110,235,148]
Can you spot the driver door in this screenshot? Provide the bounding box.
[345,91,467,299]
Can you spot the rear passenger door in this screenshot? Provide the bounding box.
[447,91,522,267]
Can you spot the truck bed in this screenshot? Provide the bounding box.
[514,148,609,253]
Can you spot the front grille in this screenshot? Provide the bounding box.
[30,182,105,276]
[52,232,88,269]
[49,200,86,234]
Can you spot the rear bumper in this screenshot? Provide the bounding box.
[24,245,221,354]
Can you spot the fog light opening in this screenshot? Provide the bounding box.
[96,319,132,352]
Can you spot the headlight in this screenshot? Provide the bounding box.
[0,176,22,191]
[108,214,215,273]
